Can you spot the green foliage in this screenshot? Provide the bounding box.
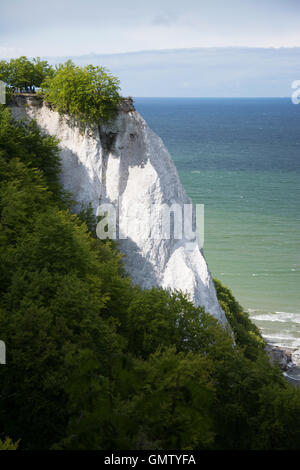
[120,348,215,450]
[214,278,265,360]
[59,347,215,450]
[77,202,99,234]
[0,108,300,450]
[32,57,55,87]
[119,287,233,361]
[0,437,19,450]
[0,107,123,448]
[41,61,122,124]
[0,56,54,90]
[254,382,300,449]
[0,60,10,84]
[0,105,67,205]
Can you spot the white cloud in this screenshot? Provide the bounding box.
[0,0,300,57]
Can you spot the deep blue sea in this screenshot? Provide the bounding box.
[134,98,300,349]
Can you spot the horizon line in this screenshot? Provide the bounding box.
[132,96,291,99]
[44,45,300,60]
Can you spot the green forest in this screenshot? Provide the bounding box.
[1,64,300,450]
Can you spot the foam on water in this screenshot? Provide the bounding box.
[248,309,300,349]
[251,312,300,324]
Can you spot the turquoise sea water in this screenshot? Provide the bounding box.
[134,98,300,349]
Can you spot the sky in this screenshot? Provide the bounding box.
[1,0,300,96]
[51,48,300,98]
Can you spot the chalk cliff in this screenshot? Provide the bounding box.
[11,95,227,324]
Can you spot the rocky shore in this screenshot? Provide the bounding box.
[266,343,300,386]
[265,344,293,370]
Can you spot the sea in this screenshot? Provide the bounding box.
[134,98,300,352]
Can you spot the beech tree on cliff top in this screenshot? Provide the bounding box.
[41,61,122,124]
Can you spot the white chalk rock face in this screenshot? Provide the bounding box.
[11,96,227,324]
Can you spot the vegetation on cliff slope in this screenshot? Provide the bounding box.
[1,105,300,450]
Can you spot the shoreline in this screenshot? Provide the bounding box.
[266,343,300,386]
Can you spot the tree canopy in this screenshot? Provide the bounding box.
[0,56,54,90]
[41,60,122,123]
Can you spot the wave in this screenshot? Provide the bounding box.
[262,333,300,349]
[284,371,300,382]
[276,311,300,315]
[246,308,259,313]
[250,312,300,324]
[263,333,299,341]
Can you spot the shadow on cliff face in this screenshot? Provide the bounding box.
[117,237,160,290]
[99,112,149,198]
